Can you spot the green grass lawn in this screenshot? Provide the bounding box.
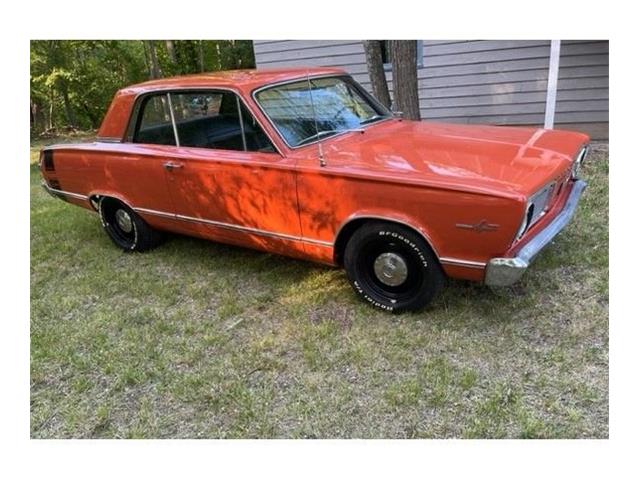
[30,134,609,438]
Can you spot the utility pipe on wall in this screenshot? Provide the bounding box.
[544,40,561,129]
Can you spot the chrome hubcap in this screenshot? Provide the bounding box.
[373,252,408,287]
[115,209,133,233]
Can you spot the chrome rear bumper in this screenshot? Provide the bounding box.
[484,180,587,286]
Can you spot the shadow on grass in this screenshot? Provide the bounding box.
[145,228,538,332]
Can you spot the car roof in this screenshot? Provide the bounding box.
[121,67,347,95]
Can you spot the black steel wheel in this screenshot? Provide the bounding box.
[344,222,444,312]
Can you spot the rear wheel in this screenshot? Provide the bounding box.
[99,197,163,252]
[344,222,444,312]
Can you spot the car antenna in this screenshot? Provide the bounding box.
[306,71,326,167]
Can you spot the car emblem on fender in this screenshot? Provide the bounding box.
[456,220,500,233]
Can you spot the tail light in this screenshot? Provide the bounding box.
[42,150,55,171]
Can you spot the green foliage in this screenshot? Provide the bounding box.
[30,40,255,133]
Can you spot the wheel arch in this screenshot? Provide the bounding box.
[333,214,442,266]
[87,191,134,212]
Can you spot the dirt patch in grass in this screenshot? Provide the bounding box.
[30,137,609,438]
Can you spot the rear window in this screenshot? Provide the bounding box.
[133,94,176,146]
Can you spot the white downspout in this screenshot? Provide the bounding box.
[544,40,561,129]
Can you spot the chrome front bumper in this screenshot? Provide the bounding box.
[484,180,587,286]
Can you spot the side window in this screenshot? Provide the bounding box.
[171,92,244,151]
[238,102,276,153]
[133,94,176,145]
[132,90,277,153]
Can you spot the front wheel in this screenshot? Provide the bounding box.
[344,222,444,312]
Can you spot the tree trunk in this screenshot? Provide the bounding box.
[81,102,100,129]
[30,100,36,127]
[142,41,151,77]
[362,41,391,109]
[60,82,76,127]
[198,41,205,72]
[165,40,177,64]
[215,43,222,70]
[390,40,421,120]
[144,40,162,79]
[48,86,54,130]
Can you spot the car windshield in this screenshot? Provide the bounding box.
[255,76,392,147]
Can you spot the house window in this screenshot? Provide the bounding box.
[378,40,424,70]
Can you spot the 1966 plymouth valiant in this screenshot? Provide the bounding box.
[40,67,589,312]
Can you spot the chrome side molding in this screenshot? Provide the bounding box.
[41,183,88,201]
[133,207,333,248]
[439,257,486,269]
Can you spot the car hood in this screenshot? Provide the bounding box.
[318,119,589,198]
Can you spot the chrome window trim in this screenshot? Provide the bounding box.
[235,95,248,151]
[125,86,284,157]
[166,93,181,147]
[133,207,333,247]
[96,137,122,143]
[251,74,394,150]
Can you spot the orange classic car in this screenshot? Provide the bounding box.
[40,67,589,312]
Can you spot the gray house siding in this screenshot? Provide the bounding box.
[253,40,608,139]
[555,40,608,139]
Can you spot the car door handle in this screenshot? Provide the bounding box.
[163,161,184,171]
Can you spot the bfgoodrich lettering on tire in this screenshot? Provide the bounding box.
[344,222,444,312]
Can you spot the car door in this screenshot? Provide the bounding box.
[109,93,185,233]
[162,90,303,256]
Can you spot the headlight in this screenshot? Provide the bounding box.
[515,202,534,240]
[572,146,589,179]
[530,182,555,219]
[514,181,555,241]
